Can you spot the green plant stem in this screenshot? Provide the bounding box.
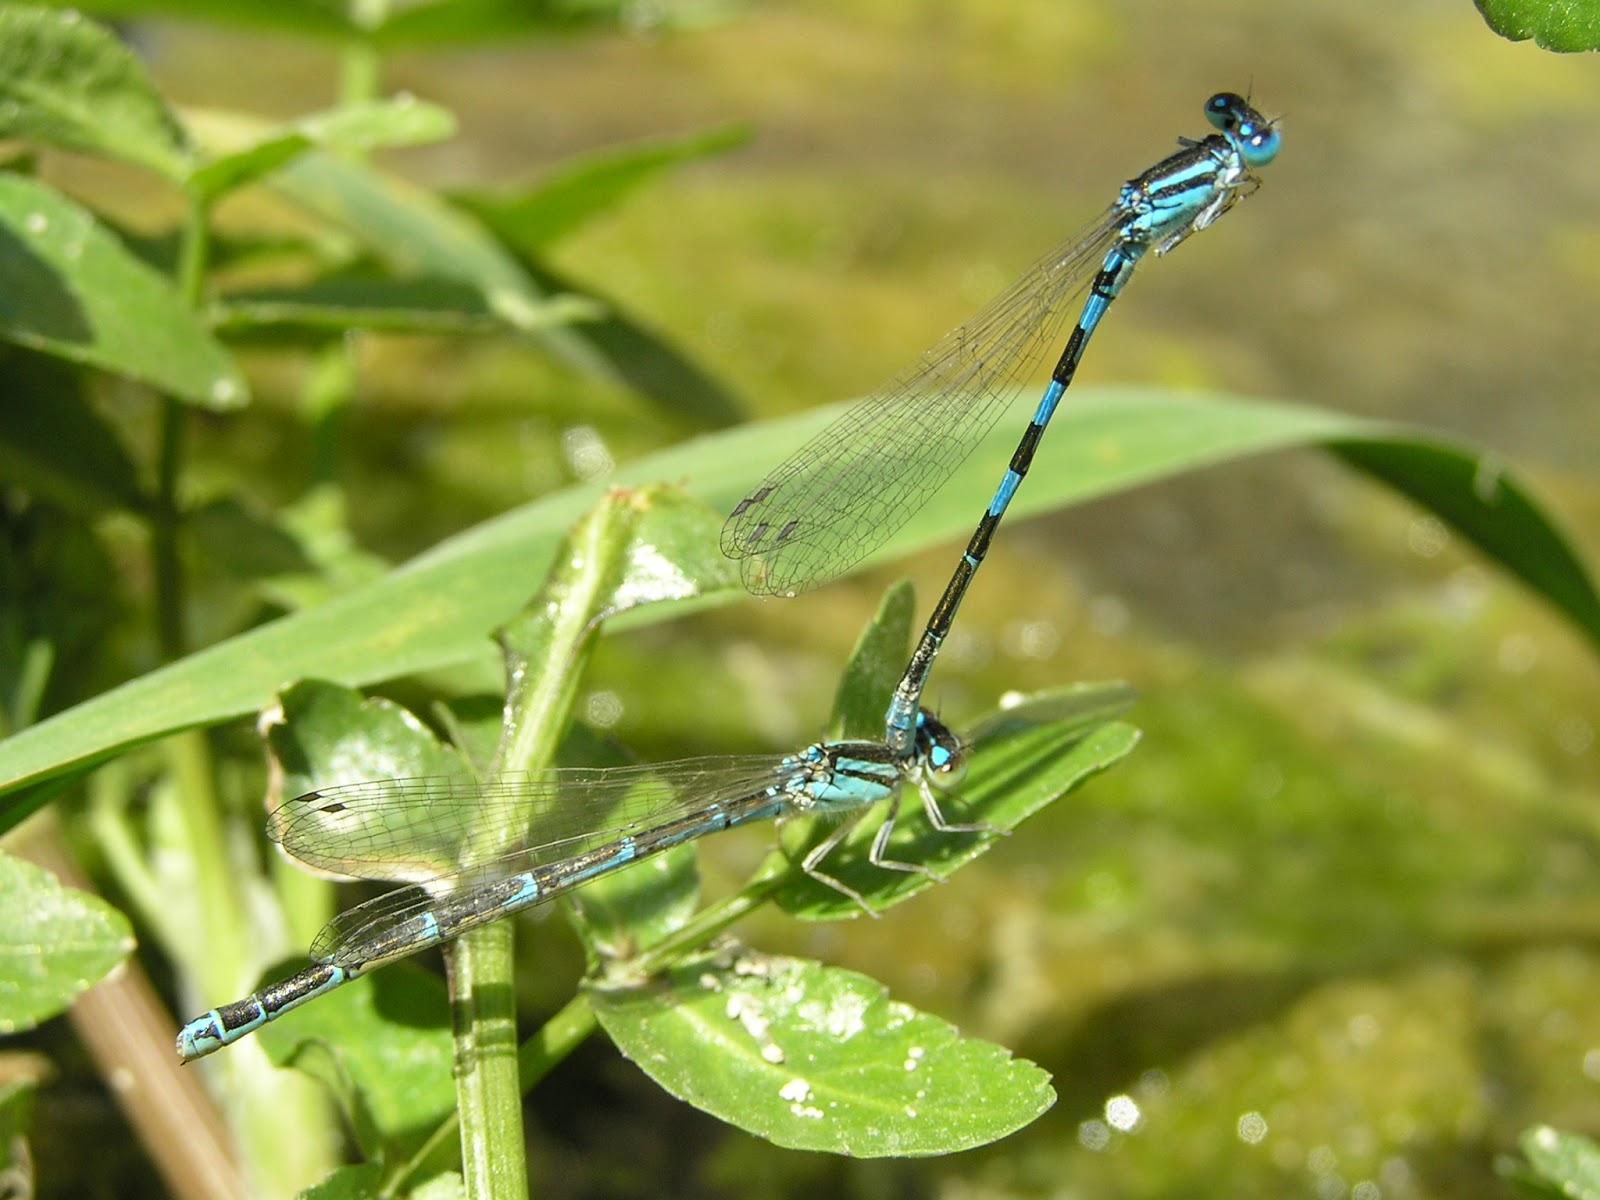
[156,188,210,660]
[166,730,242,991]
[339,34,383,107]
[388,994,598,1199]
[175,190,209,309]
[153,395,187,661]
[448,924,529,1200]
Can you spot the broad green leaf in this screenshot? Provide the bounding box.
[454,124,751,253]
[265,680,470,881]
[775,685,1140,919]
[185,96,457,204]
[0,851,133,1029]
[828,579,915,741]
[260,964,456,1158]
[25,0,352,39]
[592,950,1054,1155]
[2,391,1595,817]
[0,175,247,406]
[1514,1126,1600,1199]
[1475,0,1600,51]
[0,351,144,513]
[0,6,188,180]
[298,1163,384,1200]
[215,276,594,336]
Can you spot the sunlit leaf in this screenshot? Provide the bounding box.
[0,851,133,1029]
[3,392,1595,820]
[260,964,455,1160]
[1474,0,1600,51]
[0,176,247,406]
[186,96,456,203]
[1511,1125,1600,1199]
[0,5,188,180]
[593,950,1054,1155]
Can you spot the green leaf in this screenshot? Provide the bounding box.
[23,0,353,39]
[1513,1126,1600,1199]
[0,175,247,406]
[189,498,315,581]
[368,0,739,46]
[0,6,188,180]
[775,685,1140,919]
[1475,0,1600,51]
[1332,439,1599,655]
[0,1081,36,1187]
[185,97,457,204]
[184,108,571,334]
[3,391,1595,818]
[0,351,145,513]
[297,1163,384,1200]
[259,965,456,1159]
[265,680,471,881]
[592,950,1053,1155]
[189,108,736,418]
[215,276,595,336]
[496,485,740,714]
[454,124,751,253]
[408,1171,466,1200]
[0,851,133,1029]
[829,579,915,741]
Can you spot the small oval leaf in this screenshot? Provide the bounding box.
[0,6,188,179]
[593,950,1054,1155]
[0,175,247,407]
[0,851,133,1030]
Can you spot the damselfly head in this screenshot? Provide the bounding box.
[1204,91,1280,169]
[914,710,967,787]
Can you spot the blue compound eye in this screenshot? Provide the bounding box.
[1205,91,1248,132]
[915,711,968,788]
[1238,121,1282,168]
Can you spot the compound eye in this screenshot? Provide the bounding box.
[929,747,968,789]
[925,731,968,789]
[915,711,968,788]
[1240,122,1282,168]
[1204,91,1247,132]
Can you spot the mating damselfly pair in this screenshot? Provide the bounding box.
[178,91,1279,1062]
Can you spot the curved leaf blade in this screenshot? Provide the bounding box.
[0,5,188,180]
[1474,0,1600,51]
[1,391,1594,814]
[0,175,247,406]
[592,950,1054,1155]
[0,851,134,1029]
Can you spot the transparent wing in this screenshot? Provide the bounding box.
[721,208,1125,597]
[270,754,801,884]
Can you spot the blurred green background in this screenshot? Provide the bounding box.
[16,0,1600,1196]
